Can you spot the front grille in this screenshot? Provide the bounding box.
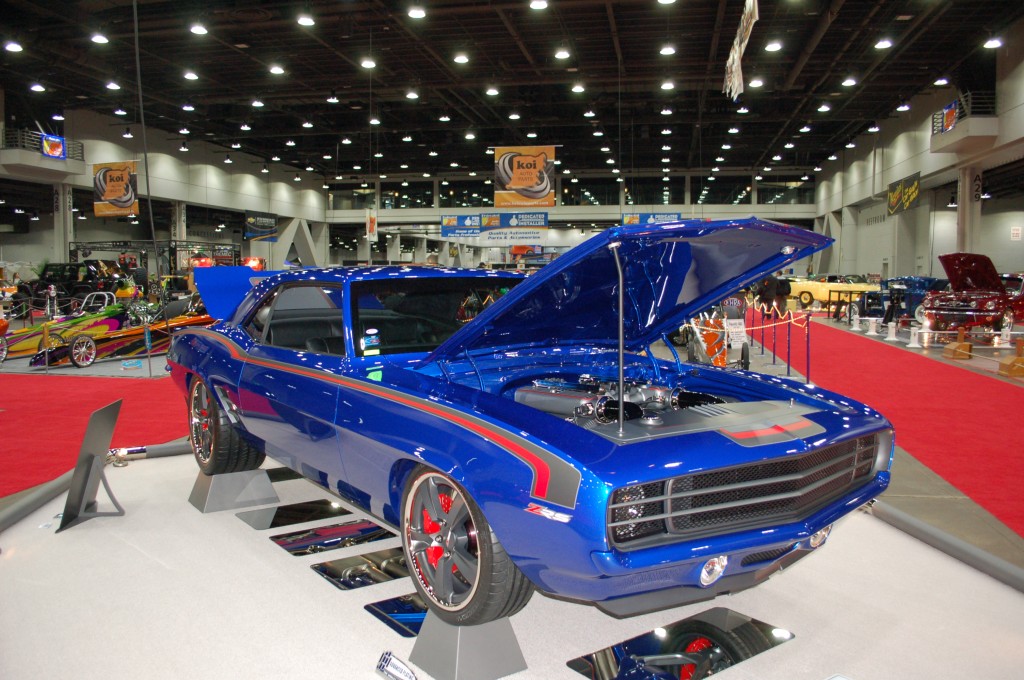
[609,434,879,549]
[741,546,793,566]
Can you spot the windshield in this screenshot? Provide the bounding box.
[1003,276,1023,296]
[351,277,520,357]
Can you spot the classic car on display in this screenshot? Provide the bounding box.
[853,276,949,324]
[168,218,894,626]
[786,273,879,310]
[921,253,1023,332]
[26,260,135,314]
[29,293,211,368]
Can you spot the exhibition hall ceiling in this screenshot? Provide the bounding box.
[2,0,1024,199]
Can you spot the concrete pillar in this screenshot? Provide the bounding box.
[386,233,401,263]
[53,183,74,260]
[956,167,982,253]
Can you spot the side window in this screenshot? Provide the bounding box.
[244,284,346,355]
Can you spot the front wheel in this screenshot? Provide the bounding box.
[798,291,814,307]
[0,335,7,363]
[995,309,1014,332]
[401,466,533,625]
[188,377,265,475]
[69,334,97,368]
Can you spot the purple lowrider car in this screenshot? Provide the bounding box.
[168,217,893,625]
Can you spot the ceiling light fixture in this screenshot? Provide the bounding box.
[30,83,45,92]
[406,90,419,99]
[91,32,109,44]
[583,109,595,118]
[408,5,426,19]
[439,113,451,122]
[772,154,782,161]
[984,37,1002,49]
[799,124,811,133]
[190,22,207,35]
[261,163,269,173]
[526,131,537,138]
[508,111,520,120]
[341,137,351,144]
[555,47,570,60]
[302,121,314,128]
[530,0,548,9]
[660,44,676,56]
[231,142,241,149]
[749,78,763,88]
[737,106,749,114]
[897,101,910,112]
[661,106,672,115]
[4,40,24,52]
[465,131,476,139]
[106,81,120,90]
[369,115,380,125]
[326,90,339,103]
[868,123,880,132]
[224,154,232,163]
[269,64,285,75]
[251,98,264,107]
[240,122,251,131]
[572,83,585,93]
[934,77,949,86]
[818,103,831,112]
[828,154,838,161]
[486,86,499,96]
[453,52,469,64]
[122,127,133,138]
[179,141,188,152]
[179,126,190,134]
[728,127,739,134]
[764,41,782,52]
[286,140,296,146]
[784,142,794,148]
[184,70,199,80]
[297,9,315,27]
[875,38,892,49]
[182,102,195,112]
[294,174,301,182]
[52,113,64,121]
[360,57,376,69]
[114,106,127,116]
[842,77,857,87]
[661,80,675,90]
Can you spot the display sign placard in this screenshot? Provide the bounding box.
[441,214,481,237]
[494,146,556,207]
[244,210,278,242]
[92,161,138,217]
[942,101,958,132]
[365,208,378,243]
[725,319,748,348]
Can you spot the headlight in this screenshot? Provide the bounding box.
[985,300,999,311]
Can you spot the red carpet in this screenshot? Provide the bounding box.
[751,310,1024,535]
[0,374,188,497]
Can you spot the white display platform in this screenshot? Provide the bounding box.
[2,452,1023,680]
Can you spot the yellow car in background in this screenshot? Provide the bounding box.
[786,274,879,309]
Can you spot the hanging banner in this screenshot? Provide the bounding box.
[92,161,138,217]
[723,0,760,101]
[622,213,681,225]
[244,210,278,242]
[441,214,480,237]
[366,208,378,243]
[494,146,556,208]
[480,212,548,245]
[942,101,958,132]
[41,134,66,160]
[886,172,921,215]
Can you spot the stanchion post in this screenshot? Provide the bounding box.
[772,310,777,364]
[786,312,792,377]
[759,305,765,355]
[805,311,811,384]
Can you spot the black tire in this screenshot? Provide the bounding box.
[401,465,533,625]
[740,342,750,370]
[68,334,97,368]
[799,291,814,307]
[666,620,774,678]
[188,377,265,475]
[0,335,7,363]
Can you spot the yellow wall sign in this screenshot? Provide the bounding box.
[92,161,139,217]
[494,146,555,207]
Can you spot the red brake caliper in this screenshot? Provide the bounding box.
[679,637,713,680]
[422,493,454,570]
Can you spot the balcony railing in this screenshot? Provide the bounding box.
[931,91,997,135]
[2,128,86,161]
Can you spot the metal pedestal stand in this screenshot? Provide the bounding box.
[410,612,527,680]
[188,469,279,513]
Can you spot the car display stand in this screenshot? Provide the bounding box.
[410,612,527,680]
[188,469,279,513]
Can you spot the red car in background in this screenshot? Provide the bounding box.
[921,253,1023,332]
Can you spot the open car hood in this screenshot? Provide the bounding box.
[938,253,1004,292]
[427,217,831,361]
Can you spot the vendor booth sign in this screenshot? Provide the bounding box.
[41,134,67,159]
[622,213,681,225]
[494,146,556,208]
[480,212,548,245]
[441,214,481,237]
[92,161,138,217]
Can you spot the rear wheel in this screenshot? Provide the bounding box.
[995,309,1015,332]
[0,335,7,363]
[37,333,67,352]
[401,466,533,625]
[799,291,814,307]
[188,377,265,475]
[68,334,97,368]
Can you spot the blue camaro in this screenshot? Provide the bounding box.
[168,217,893,625]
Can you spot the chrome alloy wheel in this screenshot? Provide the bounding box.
[189,380,214,464]
[403,471,480,611]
